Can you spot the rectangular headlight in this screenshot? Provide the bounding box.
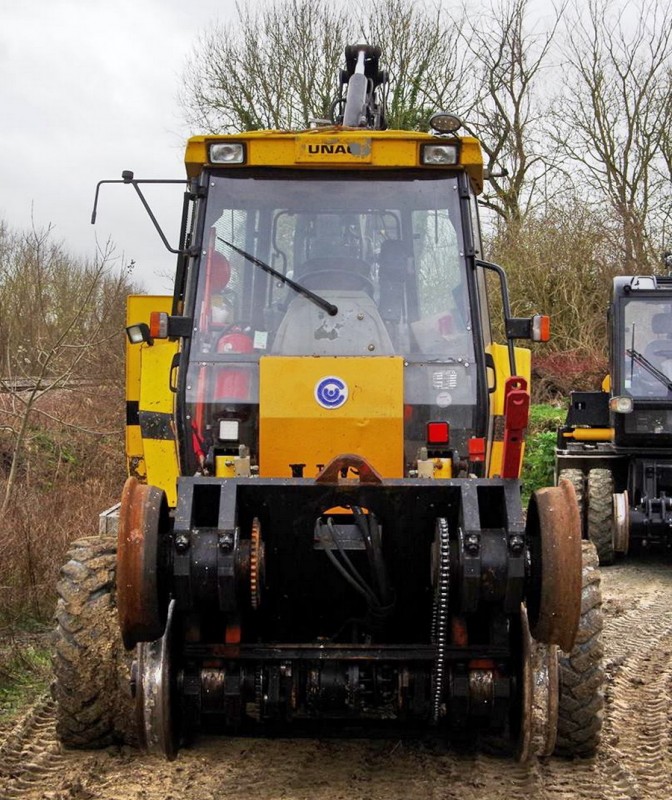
[218,419,240,441]
[209,143,246,164]
[421,144,458,165]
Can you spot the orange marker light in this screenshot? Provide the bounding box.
[149,311,169,339]
[532,314,551,342]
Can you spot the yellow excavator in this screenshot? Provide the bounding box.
[53,44,603,760]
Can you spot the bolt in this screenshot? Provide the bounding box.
[464,533,480,554]
[509,534,524,554]
[218,531,234,551]
[174,533,190,553]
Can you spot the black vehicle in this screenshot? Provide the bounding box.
[557,274,672,563]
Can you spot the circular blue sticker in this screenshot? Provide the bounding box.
[315,376,348,409]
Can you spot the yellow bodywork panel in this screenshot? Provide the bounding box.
[259,356,404,479]
[486,342,532,479]
[185,130,484,194]
[126,295,179,507]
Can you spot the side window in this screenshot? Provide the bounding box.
[207,210,249,330]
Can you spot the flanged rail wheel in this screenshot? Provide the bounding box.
[516,605,559,761]
[558,468,585,534]
[612,491,630,556]
[587,468,615,565]
[555,541,605,757]
[117,476,169,649]
[136,599,178,760]
[526,479,582,652]
[53,536,136,748]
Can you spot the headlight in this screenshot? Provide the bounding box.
[209,143,245,164]
[428,111,462,134]
[609,395,634,414]
[125,323,152,345]
[218,419,240,441]
[421,144,458,165]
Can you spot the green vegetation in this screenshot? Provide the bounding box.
[0,637,51,721]
[521,404,567,506]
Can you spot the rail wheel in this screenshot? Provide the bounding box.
[555,541,605,757]
[117,476,168,649]
[526,479,582,652]
[136,599,178,760]
[612,491,630,556]
[558,468,585,534]
[587,468,615,565]
[517,605,558,761]
[53,536,136,748]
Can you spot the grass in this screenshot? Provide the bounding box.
[0,632,52,722]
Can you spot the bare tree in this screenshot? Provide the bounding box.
[0,225,131,516]
[552,0,672,271]
[456,0,566,224]
[180,0,468,134]
[181,0,354,132]
[364,0,467,130]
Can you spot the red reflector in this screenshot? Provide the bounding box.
[468,437,486,462]
[427,421,450,445]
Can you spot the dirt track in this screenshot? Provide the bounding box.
[1,556,671,800]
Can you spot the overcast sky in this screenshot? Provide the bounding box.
[0,0,236,293]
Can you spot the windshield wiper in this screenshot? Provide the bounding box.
[627,348,672,392]
[217,237,338,317]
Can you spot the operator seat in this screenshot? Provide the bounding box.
[272,289,395,355]
[295,255,374,294]
[644,312,672,379]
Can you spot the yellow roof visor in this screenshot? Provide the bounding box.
[185,130,484,191]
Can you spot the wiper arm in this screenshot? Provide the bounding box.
[627,348,672,391]
[217,237,338,317]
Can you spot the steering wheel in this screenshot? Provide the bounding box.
[297,256,375,296]
[299,268,375,295]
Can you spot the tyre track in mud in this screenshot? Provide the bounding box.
[596,561,672,798]
[2,559,672,800]
[0,695,69,799]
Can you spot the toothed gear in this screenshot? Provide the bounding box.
[431,517,450,724]
[250,517,264,610]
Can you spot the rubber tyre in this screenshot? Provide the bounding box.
[554,541,604,758]
[52,536,136,748]
[587,468,615,565]
[558,468,585,535]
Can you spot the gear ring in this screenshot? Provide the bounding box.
[250,517,264,610]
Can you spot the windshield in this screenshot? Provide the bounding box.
[191,170,474,361]
[622,299,672,398]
